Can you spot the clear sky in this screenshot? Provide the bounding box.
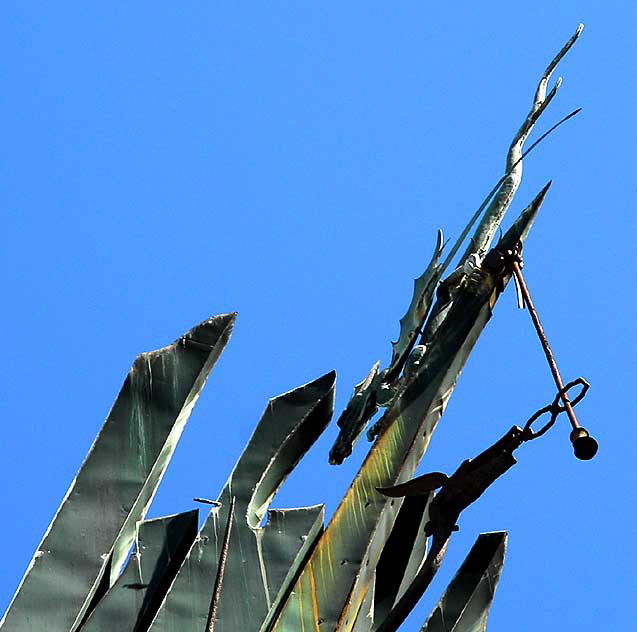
[2,3,635,631]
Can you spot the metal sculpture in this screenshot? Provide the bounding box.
[1,25,596,632]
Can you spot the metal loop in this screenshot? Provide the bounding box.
[522,377,590,441]
[522,403,559,440]
[551,377,589,412]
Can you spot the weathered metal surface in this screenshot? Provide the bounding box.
[387,230,445,383]
[378,426,523,536]
[374,428,520,631]
[375,360,585,631]
[328,24,582,470]
[2,26,586,632]
[419,532,507,632]
[81,511,199,631]
[329,362,381,465]
[0,313,236,632]
[459,24,583,266]
[372,494,432,628]
[206,498,235,632]
[329,231,445,466]
[351,574,375,632]
[268,190,545,632]
[380,376,591,527]
[147,371,336,632]
[343,496,434,631]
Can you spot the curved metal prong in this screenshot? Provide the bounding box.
[377,472,449,498]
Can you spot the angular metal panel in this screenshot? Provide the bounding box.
[373,494,432,627]
[269,198,542,632]
[0,314,235,632]
[351,573,374,632]
[148,371,336,632]
[82,511,199,631]
[420,532,507,632]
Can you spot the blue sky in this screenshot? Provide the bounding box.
[2,3,635,630]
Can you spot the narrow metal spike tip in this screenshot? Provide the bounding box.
[570,427,598,460]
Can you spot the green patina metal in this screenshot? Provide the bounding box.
[1,25,588,632]
[1,314,235,632]
[420,532,507,632]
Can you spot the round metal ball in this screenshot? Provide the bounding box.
[572,434,598,460]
